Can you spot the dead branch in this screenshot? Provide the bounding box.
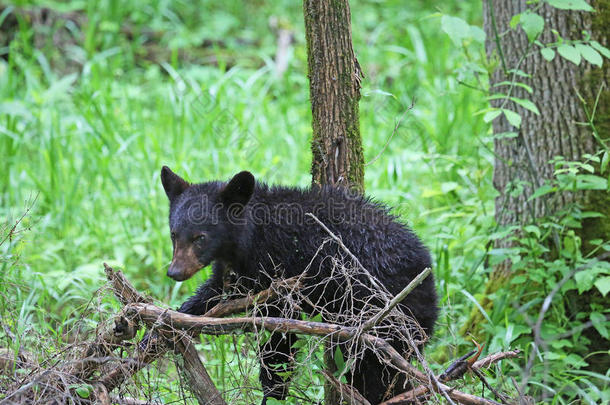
[439,340,484,383]
[361,267,432,333]
[378,385,429,404]
[170,330,227,405]
[92,383,111,405]
[473,349,521,369]
[306,212,388,295]
[103,263,152,306]
[97,349,162,394]
[123,302,502,405]
[100,264,225,405]
[96,265,298,402]
[58,315,138,384]
[321,370,371,405]
[471,368,510,404]
[203,275,301,318]
[379,349,522,405]
[1,262,513,404]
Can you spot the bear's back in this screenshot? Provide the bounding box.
[247,184,431,290]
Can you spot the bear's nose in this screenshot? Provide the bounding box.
[167,262,188,281]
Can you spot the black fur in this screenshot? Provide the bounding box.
[162,168,439,404]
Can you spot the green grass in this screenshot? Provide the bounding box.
[1,0,490,308]
[0,0,537,403]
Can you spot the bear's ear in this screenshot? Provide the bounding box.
[220,171,255,207]
[161,166,190,200]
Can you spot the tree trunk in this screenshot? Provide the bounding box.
[303,0,364,192]
[463,0,609,370]
[303,1,365,403]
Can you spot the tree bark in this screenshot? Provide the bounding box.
[303,0,364,192]
[303,1,365,403]
[465,0,609,370]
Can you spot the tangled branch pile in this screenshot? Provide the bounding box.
[0,256,521,404]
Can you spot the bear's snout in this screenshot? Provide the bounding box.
[167,245,202,281]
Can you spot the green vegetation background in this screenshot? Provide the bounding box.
[2,0,580,403]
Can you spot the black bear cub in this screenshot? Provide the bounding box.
[161,166,438,405]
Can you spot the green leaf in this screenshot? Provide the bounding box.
[487,93,508,101]
[502,109,522,128]
[541,47,556,61]
[575,271,594,293]
[470,26,486,43]
[439,182,458,193]
[601,151,609,174]
[460,289,492,324]
[508,69,531,78]
[73,384,93,399]
[493,81,534,94]
[557,44,582,65]
[576,174,608,190]
[483,110,502,123]
[334,346,346,374]
[590,312,609,339]
[441,15,472,46]
[514,82,533,94]
[591,40,610,58]
[519,12,544,42]
[524,225,541,238]
[575,43,603,67]
[510,97,540,115]
[547,0,595,12]
[509,14,522,29]
[594,276,610,296]
[575,267,606,294]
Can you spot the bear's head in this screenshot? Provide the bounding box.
[160,166,255,281]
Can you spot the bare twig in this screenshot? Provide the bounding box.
[380,349,521,405]
[109,395,160,405]
[365,99,415,167]
[471,367,510,403]
[306,213,388,295]
[103,263,152,306]
[169,330,227,405]
[473,349,521,369]
[361,267,432,333]
[204,275,301,318]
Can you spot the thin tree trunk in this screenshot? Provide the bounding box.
[303,1,365,403]
[304,0,364,192]
[463,0,609,371]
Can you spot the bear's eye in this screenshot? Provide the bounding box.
[170,232,176,241]
[194,233,207,243]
